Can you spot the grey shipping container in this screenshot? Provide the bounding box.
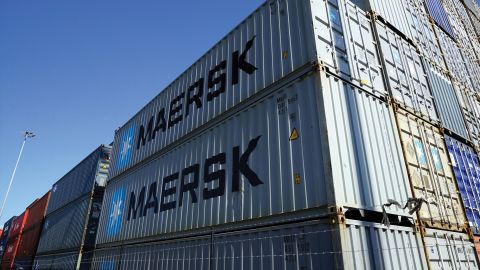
[97,69,412,246]
[422,228,479,269]
[34,194,104,269]
[107,0,387,180]
[422,59,469,139]
[92,219,428,270]
[46,145,111,215]
[374,18,438,122]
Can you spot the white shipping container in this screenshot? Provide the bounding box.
[96,70,412,246]
[108,0,387,180]
[374,18,438,122]
[394,107,466,231]
[434,24,474,92]
[404,0,447,70]
[92,219,428,270]
[422,228,479,269]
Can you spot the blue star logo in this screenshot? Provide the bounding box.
[107,187,126,236]
[116,124,136,170]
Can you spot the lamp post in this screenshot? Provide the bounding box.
[0,131,35,221]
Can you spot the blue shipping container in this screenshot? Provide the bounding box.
[425,0,456,39]
[46,145,111,215]
[0,216,16,261]
[445,135,480,235]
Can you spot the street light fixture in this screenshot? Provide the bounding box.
[0,131,36,221]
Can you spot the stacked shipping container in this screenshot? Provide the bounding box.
[1,212,28,269]
[0,217,15,265]
[33,145,111,270]
[14,191,51,269]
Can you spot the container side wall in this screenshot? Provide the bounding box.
[320,73,412,216]
[108,0,318,180]
[97,73,330,245]
[36,196,90,254]
[423,59,468,139]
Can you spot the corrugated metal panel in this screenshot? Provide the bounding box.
[425,0,456,38]
[32,253,55,270]
[33,251,81,270]
[459,44,480,94]
[36,195,90,254]
[46,145,111,215]
[442,0,472,49]
[453,84,480,150]
[463,0,480,19]
[1,236,20,269]
[91,247,122,270]
[339,220,428,269]
[92,219,428,269]
[15,225,43,269]
[445,135,480,235]
[312,0,386,96]
[97,72,330,245]
[423,228,478,269]
[375,18,438,121]
[0,217,16,261]
[423,58,469,139]
[405,0,447,69]
[434,24,474,91]
[97,71,413,246]
[108,0,320,180]
[365,0,413,40]
[9,211,27,241]
[467,8,480,39]
[23,191,50,231]
[395,107,466,231]
[453,1,480,58]
[320,73,411,216]
[213,220,428,270]
[109,0,391,181]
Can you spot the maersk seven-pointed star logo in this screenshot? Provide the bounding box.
[107,187,126,236]
[116,124,136,170]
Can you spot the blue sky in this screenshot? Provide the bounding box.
[0,0,263,225]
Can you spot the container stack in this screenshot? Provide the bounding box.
[91,0,433,269]
[14,191,51,269]
[1,212,28,269]
[0,0,474,269]
[32,145,111,270]
[0,217,16,266]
